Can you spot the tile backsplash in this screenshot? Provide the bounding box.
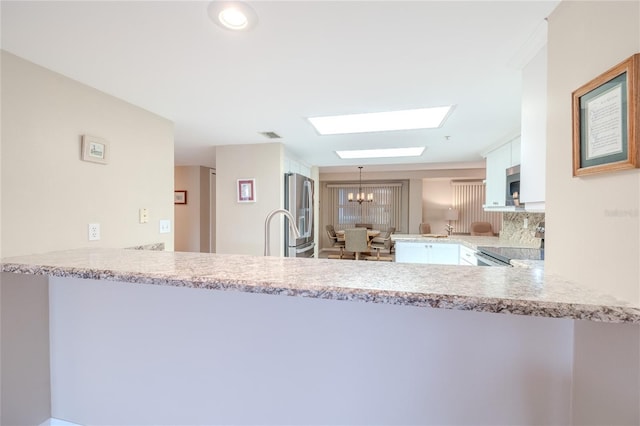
[500,212,545,248]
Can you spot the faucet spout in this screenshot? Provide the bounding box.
[264,209,301,256]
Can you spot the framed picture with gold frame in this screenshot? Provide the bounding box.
[572,54,639,177]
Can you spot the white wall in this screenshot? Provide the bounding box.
[49,276,574,425]
[546,1,640,305]
[1,273,50,426]
[571,320,640,425]
[215,143,284,256]
[1,52,175,257]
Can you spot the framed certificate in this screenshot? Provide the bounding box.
[572,54,639,176]
[237,178,256,203]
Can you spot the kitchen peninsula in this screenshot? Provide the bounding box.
[2,248,639,425]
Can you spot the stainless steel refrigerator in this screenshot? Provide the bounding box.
[284,173,314,257]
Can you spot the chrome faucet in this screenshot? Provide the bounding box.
[264,209,301,256]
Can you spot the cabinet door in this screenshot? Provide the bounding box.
[485,143,511,207]
[459,245,478,266]
[510,137,521,167]
[429,243,459,265]
[520,47,547,209]
[395,242,429,264]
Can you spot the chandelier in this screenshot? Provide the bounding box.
[348,166,373,204]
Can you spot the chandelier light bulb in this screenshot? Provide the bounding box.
[348,166,373,204]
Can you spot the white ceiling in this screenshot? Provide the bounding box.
[1,1,559,172]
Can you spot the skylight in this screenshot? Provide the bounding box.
[308,106,453,135]
[335,147,426,159]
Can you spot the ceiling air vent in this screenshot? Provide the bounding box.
[259,131,282,139]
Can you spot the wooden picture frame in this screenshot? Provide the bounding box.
[81,135,109,164]
[174,190,187,205]
[237,178,256,203]
[572,53,639,177]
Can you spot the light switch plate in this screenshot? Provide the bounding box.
[159,219,171,234]
[139,208,149,224]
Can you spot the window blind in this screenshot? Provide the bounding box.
[451,181,502,234]
[327,182,404,232]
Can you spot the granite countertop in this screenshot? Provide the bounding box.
[2,248,638,323]
[510,259,545,270]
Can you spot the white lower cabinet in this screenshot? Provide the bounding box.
[396,242,459,265]
[459,245,478,266]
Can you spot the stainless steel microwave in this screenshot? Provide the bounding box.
[506,165,521,206]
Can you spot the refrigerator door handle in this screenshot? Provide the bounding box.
[304,180,313,238]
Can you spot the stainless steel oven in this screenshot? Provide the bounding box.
[475,246,544,267]
[475,251,511,267]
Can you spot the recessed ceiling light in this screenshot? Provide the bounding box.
[208,1,258,31]
[335,147,426,159]
[308,106,453,135]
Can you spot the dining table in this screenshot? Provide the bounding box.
[335,229,380,242]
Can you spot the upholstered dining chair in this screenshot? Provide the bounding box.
[326,224,347,259]
[387,226,396,254]
[419,223,431,234]
[368,227,394,261]
[470,221,494,236]
[344,228,369,260]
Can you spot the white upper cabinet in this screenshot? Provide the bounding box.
[484,142,512,208]
[520,46,547,211]
[483,137,522,210]
[510,138,521,167]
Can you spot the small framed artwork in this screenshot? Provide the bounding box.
[81,135,109,164]
[572,53,639,177]
[237,178,256,203]
[174,190,187,205]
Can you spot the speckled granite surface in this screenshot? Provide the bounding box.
[501,212,545,247]
[510,259,545,270]
[125,242,165,251]
[2,248,638,323]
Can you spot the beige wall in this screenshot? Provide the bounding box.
[408,179,423,235]
[174,166,215,253]
[201,167,215,253]
[422,179,453,235]
[175,166,202,252]
[215,143,284,256]
[1,51,175,257]
[546,1,640,305]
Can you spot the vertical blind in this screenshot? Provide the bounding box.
[327,183,404,232]
[451,181,502,234]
